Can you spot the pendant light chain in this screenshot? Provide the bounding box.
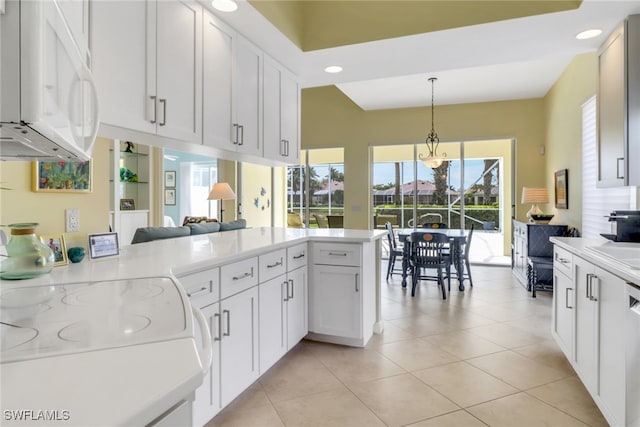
[427,77,439,154]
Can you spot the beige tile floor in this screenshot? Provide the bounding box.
[207,265,609,427]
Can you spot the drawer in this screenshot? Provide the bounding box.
[553,246,573,278]
[287,243,307,271]
[177,267,220,309]
[259,249,287,282]
[221,257,258,299]
[312,242,361,267]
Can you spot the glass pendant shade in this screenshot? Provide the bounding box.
[420,77,446,169]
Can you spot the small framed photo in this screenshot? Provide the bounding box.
[88,232,119,259]
[164,170,176,188]
[165,188,176,205]
[120,198,135,210]
[40,234,68,266]
[554,169,569,209]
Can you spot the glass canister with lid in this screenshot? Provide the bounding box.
[0,223,55,280]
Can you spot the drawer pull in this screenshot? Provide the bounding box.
[232,269,253,281]
[293,253,305,259]
[187,287,209,298]
[329,252,348,257]
[267,259,283,269]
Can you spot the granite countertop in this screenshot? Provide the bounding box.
[550,236,640,284]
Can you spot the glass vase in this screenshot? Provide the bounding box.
[0,223,55,280]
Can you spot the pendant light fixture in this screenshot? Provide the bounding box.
[419,77,447,169]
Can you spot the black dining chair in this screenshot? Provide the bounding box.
[459,224,474,288]
[385,222,404,280]
[421,222,448,229]
[406,231,451,299]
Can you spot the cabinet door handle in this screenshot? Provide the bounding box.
[616,157,624,179]
[566,287,573,309]
[187,287,208,298]
[285,140,290,157]
[232,123,239,145]
[213,312,221,341]
[280,139,286,156]
[149,95,157,124]
[223,309,230,336]
[586,273,593,299]
[355,273,359,292]
[283,281,289,302]
[267,259,283,268]
[238,125,244,145]
[159,98,167,126]
[288,278,294,299]
[590,275,599,302]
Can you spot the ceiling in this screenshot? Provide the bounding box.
[209,0,640,111]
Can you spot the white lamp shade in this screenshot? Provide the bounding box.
[521,187,549,204]
[207,182,236,200]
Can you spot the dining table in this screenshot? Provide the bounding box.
[397,228,469,291]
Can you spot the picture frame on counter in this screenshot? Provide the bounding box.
[88,232,119,259]
[120,198,135,211]
[32,160,92,193]
[164,189,176,205]
[40,234,68,266]
[164,170,176,188]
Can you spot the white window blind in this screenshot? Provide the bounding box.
[581,96,632,238]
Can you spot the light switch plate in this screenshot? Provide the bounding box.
[66,209,80,232]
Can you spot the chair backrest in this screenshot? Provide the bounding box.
[287,212,304,228]
[407,231,450,266]
[385,221,397,249]
[464,224,475,261]
[327,215,344,228]
[527,224,568,257]
[421,222,448,229]
[314,213,329,228]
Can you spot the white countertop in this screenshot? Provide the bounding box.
[0,227,385,425]
[550,236,640,284]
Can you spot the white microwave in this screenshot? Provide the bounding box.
[0,0,99,161]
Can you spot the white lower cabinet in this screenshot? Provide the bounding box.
[309,242,375,347]
[552,246,628,427]
[192,301,220,427]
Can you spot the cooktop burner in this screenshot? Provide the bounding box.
[1,277,188,363]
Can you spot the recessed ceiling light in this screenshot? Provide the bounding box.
[576,29,602,40]
[324,65,343,74]
[211,0,238,12]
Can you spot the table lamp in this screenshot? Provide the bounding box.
[207,182,236,222]
[521,187,551,223]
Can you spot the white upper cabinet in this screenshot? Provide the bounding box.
[203,11,233,150]
[233,36,262,156]
[56,0,89,61]
[263,55,300,163]
[91,0,202,143]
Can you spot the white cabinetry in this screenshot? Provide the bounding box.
[551,246,628,426]
[597,15,640,187]
[57,0,90,61]
[263,55,300,163]
[259,244,308,374]
[309,242,375,347]
[91,0,202,143]
[233,37,262,156]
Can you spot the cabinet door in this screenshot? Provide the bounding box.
[310,265,361,339]
[287,266,307,349]
[595,267,626,424]
[281,67,300,163]
[118,211,149,246]
[192,302,221,426]
[262,57,283,161]
[597,24,626,187]
[220,286,259,407]
[203,11,234,150]
[259,276,287,375]
[573,256,597,390]
[234,37,261,156]
[156,0,202,143]
[91,0,155,133]
[552,268,574,359]
[56,0,89,59]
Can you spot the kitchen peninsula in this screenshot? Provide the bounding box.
[1,227,385,426]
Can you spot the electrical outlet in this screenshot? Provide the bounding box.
[66,209,80,232]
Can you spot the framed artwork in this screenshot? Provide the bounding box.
[164,170,176,188]
[88,232,119,259]
[32,160,92,193]
[555,169,568,209]
[120,199,135,210]
[165,188,176,205]
[40,234,68,266]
